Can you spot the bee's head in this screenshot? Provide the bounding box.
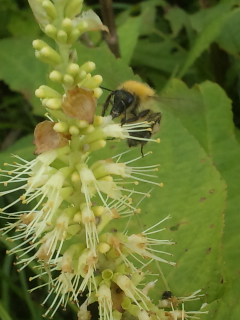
[110,90,134,119]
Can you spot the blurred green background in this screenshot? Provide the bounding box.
[0,0,240,319]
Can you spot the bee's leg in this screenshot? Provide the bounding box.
[123,109,151,124]
[121,103,127,124]
[102,92,115,116]
[147,112,162,123]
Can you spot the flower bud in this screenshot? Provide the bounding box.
[32,39,48,50]
[64,0,83,19]
[57,30,68,44]
[35,85,62,99]
[46,98,62,110]
[53,121,69,133]
[63,74,74,87]
[81,75,103,90]
[67,63,80,76]
[67,28,81,43]
[49,70,63,82]
[62,18,73,33]
[69,125,80,136]
[42,0,57,20]
[40,46,61,65]
[44,24,57,38]
[79,61,96,73]
[93,87,103,98]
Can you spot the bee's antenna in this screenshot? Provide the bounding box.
[100,86,113,92]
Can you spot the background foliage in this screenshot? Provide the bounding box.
[0,0,240,319]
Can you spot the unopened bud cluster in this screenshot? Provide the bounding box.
[0,1,208,320]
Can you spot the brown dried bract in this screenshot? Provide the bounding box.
[34,121,69,154]
[62,87,96,124]
[111,282,124,313]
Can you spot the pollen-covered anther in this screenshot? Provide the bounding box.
[34,121,70,154]
[62,87,96,124]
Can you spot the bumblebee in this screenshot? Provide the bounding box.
[101,80,161,155]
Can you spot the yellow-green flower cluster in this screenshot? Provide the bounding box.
[0,1,208,320]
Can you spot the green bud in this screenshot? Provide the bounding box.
[77,119,89,129]
[62,18,73,33]
[92,206,105,216]
[121,297,131,310]
[64,0,83,19]
[49,70,63,82]
[35,85,62,99]
[53,121,69,133]
[77,73,91,87]
[42,0,57,20]
[32,39,48,50]
[73,212,82,222]
[35,51,51,64]
[45,24,57,39]
[67,63,80,76]
[71,171,81,183]
[93,87,103,98]
[69,125,80,136]
[67,28,81,43]
[112,310,122,320]
[63,74,74,87]
[57,30,68,44]
[75,70,87,84]
[40,47,61,65]
[79,61,96,73]
[60,187,74,200]
[81,75,103,89]
[45,98,62,109]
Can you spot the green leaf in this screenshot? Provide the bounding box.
[118,16,142,64]
[160,79,240,318]
[234,127,240,144]
[0,37,47,116]
[165,7,190,37]
[179,10,231,77]
[132,39,186,73]
[190,3,232,33]
[216,8,240,57]
[0,302,12,320]
[7,8,41,37]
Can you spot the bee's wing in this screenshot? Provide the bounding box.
[150,94,197,115]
